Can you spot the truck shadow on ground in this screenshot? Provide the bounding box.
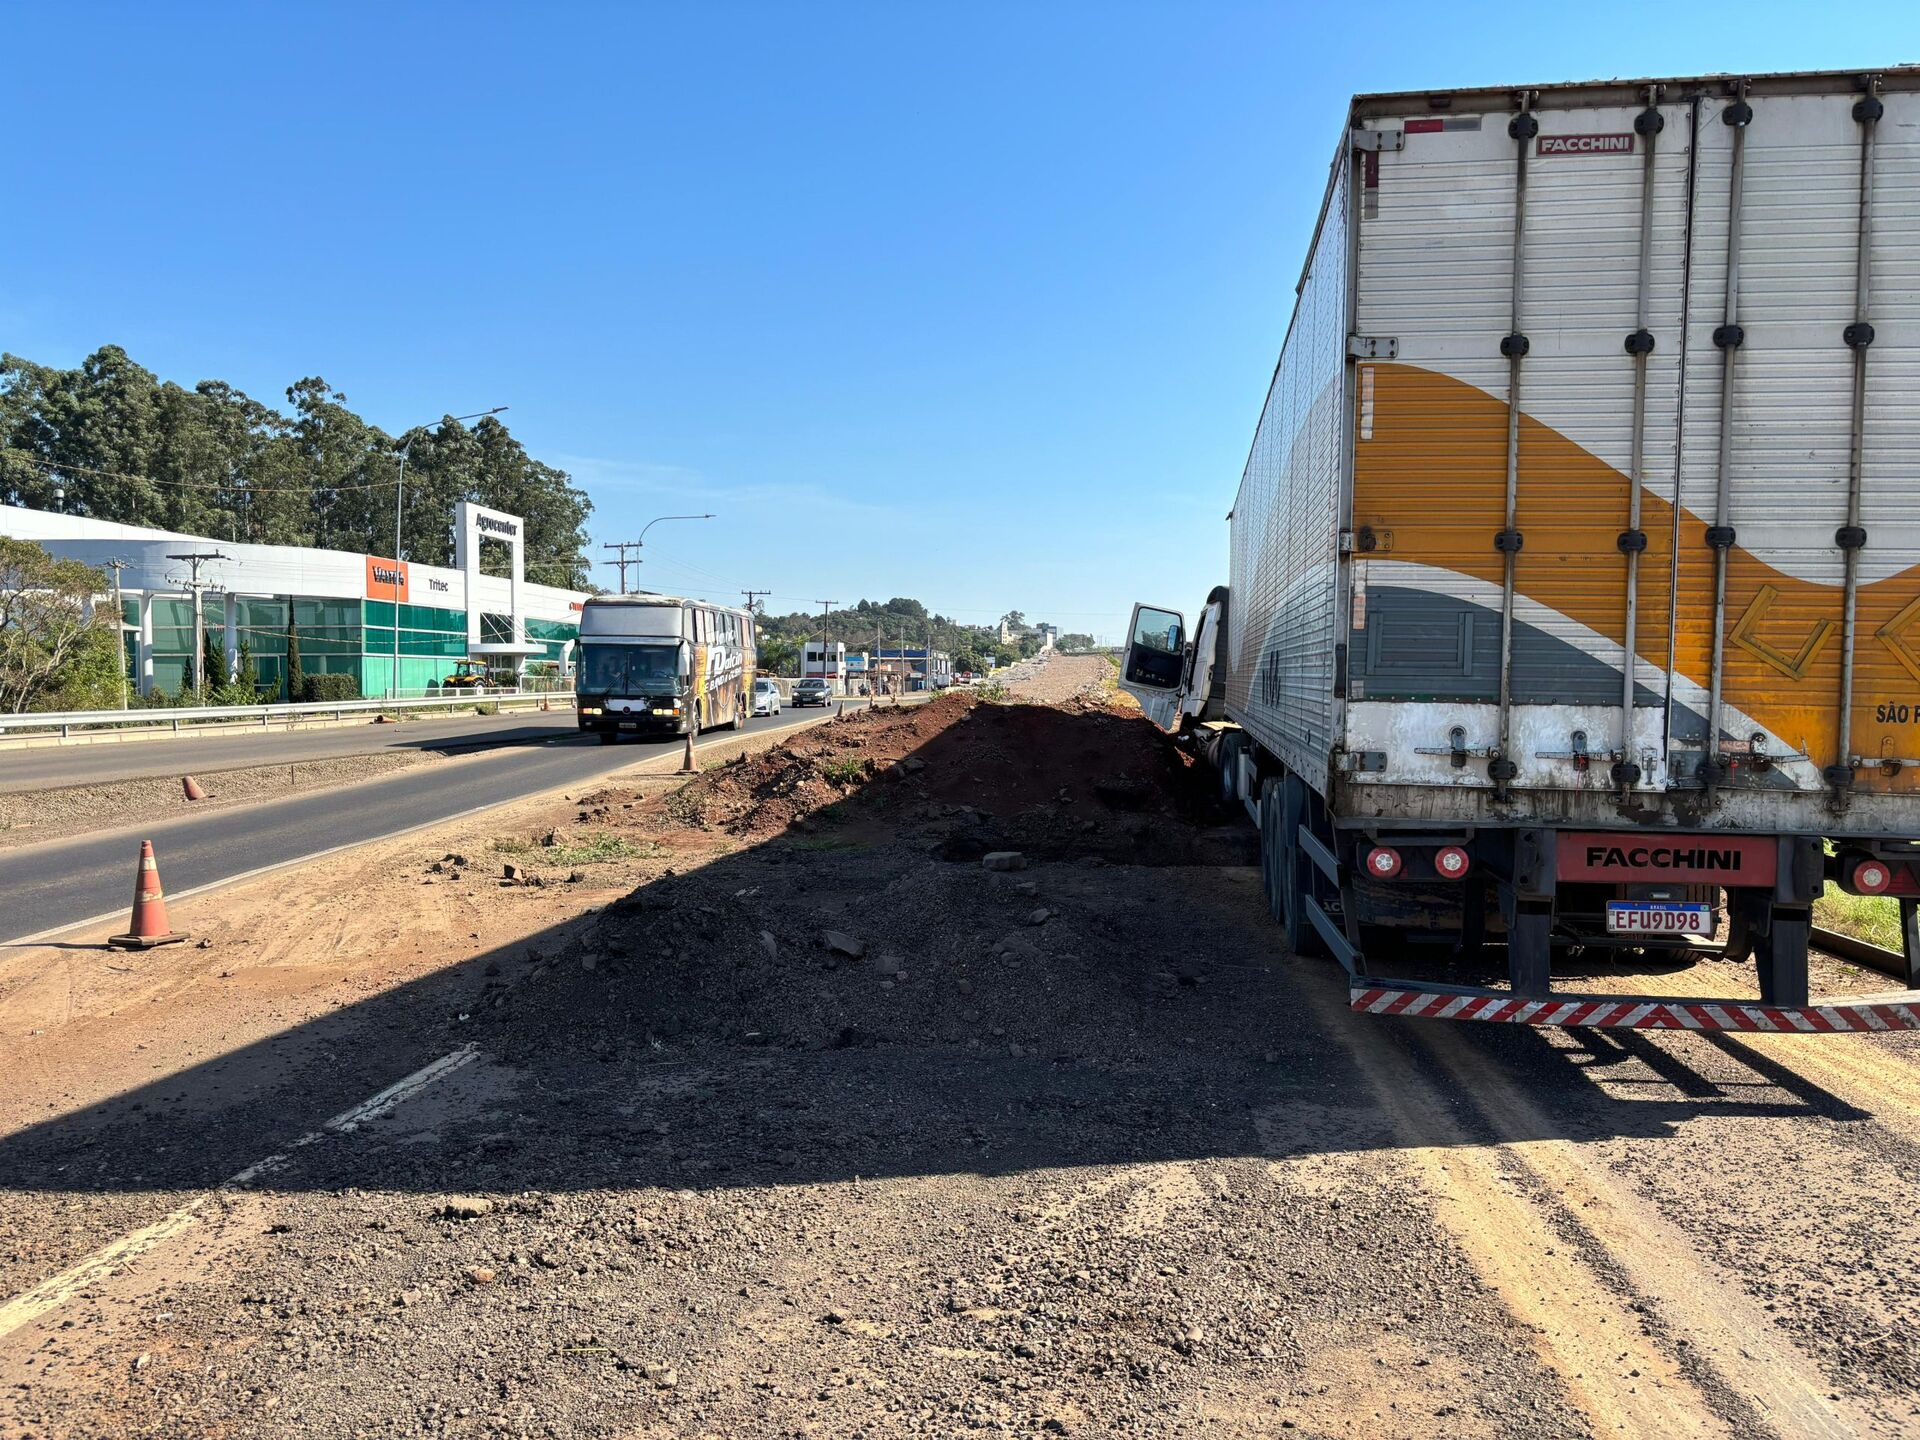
[0,697,1872,1209]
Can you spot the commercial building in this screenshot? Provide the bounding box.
[3,502,587,699]
[874,647,952,691]
[800,641,850,693]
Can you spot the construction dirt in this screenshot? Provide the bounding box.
[4,690,1920,1439]
[989,652,1120,706]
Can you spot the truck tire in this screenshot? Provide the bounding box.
[1259,780,1285,923]
[1216,732,1246,811]
[1280,773,1328,958]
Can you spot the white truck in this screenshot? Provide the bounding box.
[1123,67,1920,1032]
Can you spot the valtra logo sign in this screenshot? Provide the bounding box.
[364,556,410,602]
[1537,133,1635,157]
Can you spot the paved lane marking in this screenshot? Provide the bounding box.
[1,706,837,948]
[0,1045,480,1341]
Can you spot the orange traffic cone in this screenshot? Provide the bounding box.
[181,775,206,801]
[108,840,188,950]
[681,729,699,773]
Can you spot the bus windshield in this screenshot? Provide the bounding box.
[579,641,683,695]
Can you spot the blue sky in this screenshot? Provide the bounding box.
[7,3,1917,641]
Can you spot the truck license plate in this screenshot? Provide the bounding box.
[1605,902,1712,936]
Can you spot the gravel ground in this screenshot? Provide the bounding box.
[6,692,1920,1438]
[989,654,1116,706]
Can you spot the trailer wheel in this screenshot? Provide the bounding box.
[1280,774,1328,958]
[1259,780,1284,921]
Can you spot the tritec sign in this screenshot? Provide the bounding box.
[1557,832,1778,885]
[365,556,411,603]
[1537,133,1635,157]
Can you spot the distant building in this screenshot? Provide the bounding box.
[801,640,849,692]
[1,501,582,699]
[998,615,1059,650]
[875,647,952,691]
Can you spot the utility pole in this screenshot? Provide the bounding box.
[741,589,771,616]
[813,600,838,692]
[103,558,129,710]
[603,541,643,594]
[167,551,229,693]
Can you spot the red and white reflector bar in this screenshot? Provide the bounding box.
[1351,984,1920,1032]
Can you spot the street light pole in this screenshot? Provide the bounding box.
[636,513,716,584]
[601,515,715,595]
[390,406,506,700]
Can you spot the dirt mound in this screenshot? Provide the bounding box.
[653,691,1218,860]
[471,692,1252,1062]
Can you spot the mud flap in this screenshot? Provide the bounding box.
[1753,906,1812,1008]
[1498,884,1553,999]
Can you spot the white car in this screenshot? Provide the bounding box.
[752,678,783,717]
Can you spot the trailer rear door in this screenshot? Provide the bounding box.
[1347,77,1920,808]
[1671,85,1920,801]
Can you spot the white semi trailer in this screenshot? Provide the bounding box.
[1122,67,1920,1032]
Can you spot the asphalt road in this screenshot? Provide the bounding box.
[0,708,584,792]
[0,708,825,944]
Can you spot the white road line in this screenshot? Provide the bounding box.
[0,1045,480,1341]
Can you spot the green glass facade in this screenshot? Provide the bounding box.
[129,596,577,699]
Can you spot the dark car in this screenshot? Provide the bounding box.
[792,678,833,707]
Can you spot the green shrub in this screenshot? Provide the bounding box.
[820,756,866,784]
[1813,884,1901,950]
[298,673,360,703]
[491,831,649,865]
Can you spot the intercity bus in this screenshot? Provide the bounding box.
[575,594,756,742]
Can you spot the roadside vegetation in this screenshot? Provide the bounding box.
[0,536,119,712]
[1813,883,1902,950]
[492,830,651,866]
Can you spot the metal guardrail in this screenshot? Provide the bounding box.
[0,689,568,739]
